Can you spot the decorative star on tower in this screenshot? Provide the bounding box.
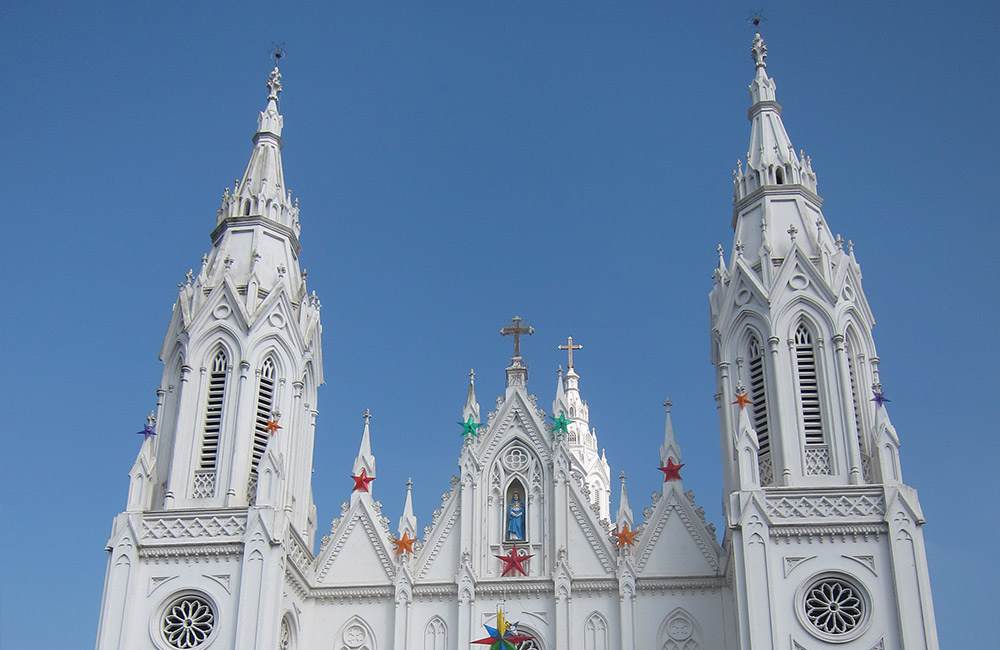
[393,531,416,555]
[265,417,282,435]
[612,523,640,547]
[551,411,571,435]
[136,411,157,441]
[351,468,375,493]
[732,390,753,409]
[494,543,534,577]
[458,415,485,439]
[871,387,891,408]
[659,458,684,482]
[472,608,533,648]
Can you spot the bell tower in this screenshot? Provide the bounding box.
[711,31,939,649]
[96,65,323,650]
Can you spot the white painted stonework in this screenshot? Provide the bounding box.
[96,35,939,650]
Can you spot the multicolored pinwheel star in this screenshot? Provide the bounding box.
[551,411,571,435]
[458,415,484,439]
[137,423,157,441]
[612,523,640,547]
[265,418,282,435]
[659,458,685,482]
[393,531,416,555]
[472,609,533,649]
[351,468,375,492]
[732,391,753,409]
[871,389,891,408]
[495,543,534,577]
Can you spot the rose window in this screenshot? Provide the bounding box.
[503,447,529,471]
[161,595,215,648]
[804,577,864,635]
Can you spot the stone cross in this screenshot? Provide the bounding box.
[500,316,533,358]
[363,408,372,424]
[558,336,583,369]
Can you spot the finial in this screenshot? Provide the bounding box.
[557,364,563,376]
[267,66,282,102]
[185,269,194,285]
[663,397,672,413]
[749,11,768,69]
[735,239,745,257]
[619,470,627,483]
[787,225,798,243]
[847,240,855,254]
[363,408,372,423]
[147,410,157,426]
[406,477,413,489]
[835,234,845,250]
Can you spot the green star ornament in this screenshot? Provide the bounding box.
[551,411,571,435]
[458,415,484,439]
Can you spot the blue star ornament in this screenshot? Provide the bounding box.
[137,422,157,441]
[871,389,891,408]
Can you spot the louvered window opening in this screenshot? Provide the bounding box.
[748,337,770,455]
[250,358,276,476]
[200,351,227,470]
[794,325,824,446]
[845,340,865,451]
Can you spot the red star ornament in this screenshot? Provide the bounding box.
[393,531,416,555]
[732,392,753,409]
[265,418,282,435]
[495,543,534,577]
[612,523,640,547]
[351,468,375,492]
[659,458,684,482]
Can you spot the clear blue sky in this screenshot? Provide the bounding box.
[2,1,997,648]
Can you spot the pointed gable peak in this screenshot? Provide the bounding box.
[659,397,682,466]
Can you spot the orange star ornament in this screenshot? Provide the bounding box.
[732,392,753,409]
[265,418,282,435]
[612,523,640,547]
[393,531,416,555]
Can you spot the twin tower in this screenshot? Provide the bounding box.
[96,33,938,650]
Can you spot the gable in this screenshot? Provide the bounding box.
[414,489,461,581]
[565,481,615,575]
[316,503,394,585]
[635,488,720,576]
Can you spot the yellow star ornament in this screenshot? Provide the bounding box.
[612,523,640,547]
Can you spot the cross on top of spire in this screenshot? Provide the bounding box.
[363,408,372,424]
[500,316,534,358]
[558,336,583,369]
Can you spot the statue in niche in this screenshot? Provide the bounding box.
[507,492,525,541]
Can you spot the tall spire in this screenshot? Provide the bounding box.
[217,65,299,233]
[733,31,818,208]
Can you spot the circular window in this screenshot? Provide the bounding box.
[797,573,871,643]
[161,594,215,649]
[503,447,529,471]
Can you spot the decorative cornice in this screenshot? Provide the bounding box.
[770,523,887,541]
[636,576,729,592]
[137,543,244,560]
[210,215,302,256]
[312,586,394,602]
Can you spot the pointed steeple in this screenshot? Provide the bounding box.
[659,398,682,466]
[217,65,299,233]
[398,477,418,538]
[353,408,376,481]
[735,31,818,204]
[462,369,481,423]
[615,471,633,530]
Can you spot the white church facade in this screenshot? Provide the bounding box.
[95,33,939,650]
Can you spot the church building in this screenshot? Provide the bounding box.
[95,32,939,650]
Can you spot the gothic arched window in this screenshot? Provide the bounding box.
[250,357,277,477]
[423,616,446,650]
[793,324,824,446]
[747,335,770,454]
[584,613,608,650]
